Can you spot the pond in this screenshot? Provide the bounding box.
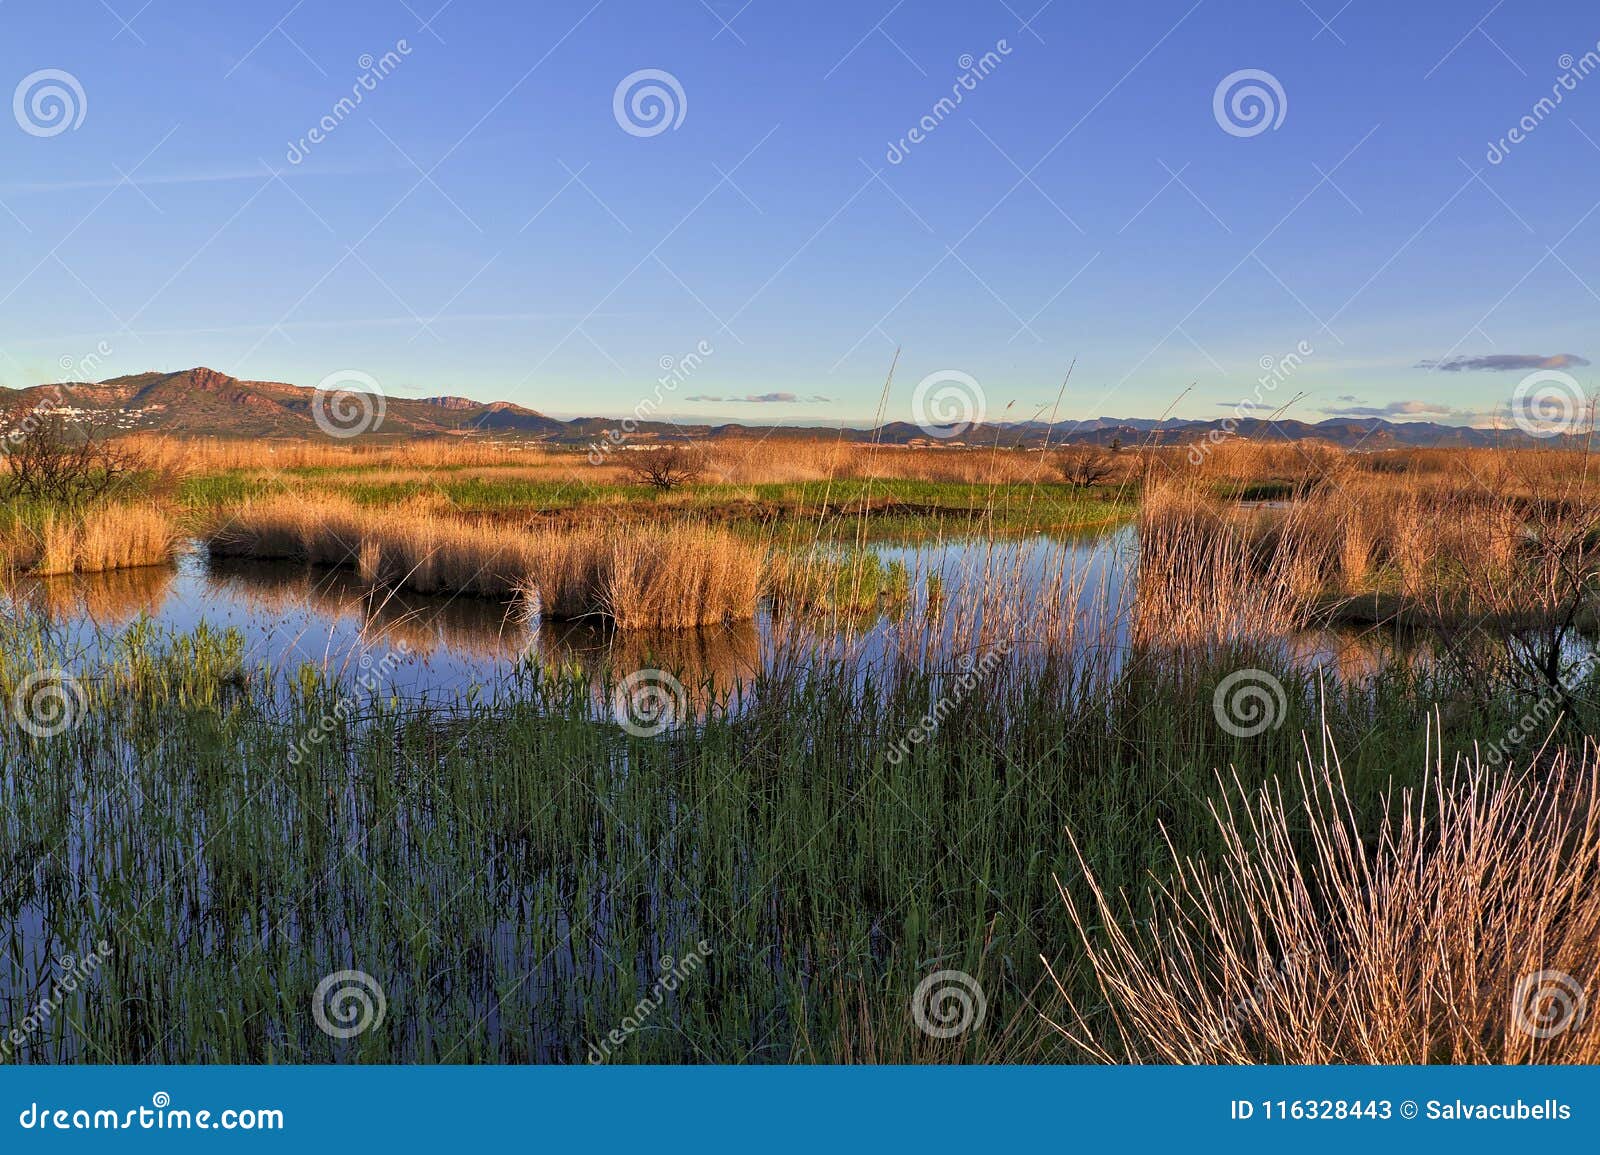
[2,527,1428,702]
[0,525,1541,1063]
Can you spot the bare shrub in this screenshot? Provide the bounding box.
[625,445,706,492]
[1055,447,1116,488]
[0,409,148,507]
[1057,744,1600,1063]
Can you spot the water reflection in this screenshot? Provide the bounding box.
[0,531,1456,699]
[7,565,177,629]
[532,617,761,691]
[205,556,528,663]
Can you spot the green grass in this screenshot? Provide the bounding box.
[0,611,1580,1063]
[179,469,1135,538]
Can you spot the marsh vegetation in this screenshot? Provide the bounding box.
[2,432,1599,1063]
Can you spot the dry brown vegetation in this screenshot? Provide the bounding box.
[207,497,764,628]
[1058,744,1600,1063]
[123,432,1129,488]
[520,522,761,629]
[0,503,178,577]
[624,444,707,491]
[1156,437,1600,505]
[1133,481,1314,646]
[64,427,1600,497]
[1137,444,1600,623]
[0,408,153,507]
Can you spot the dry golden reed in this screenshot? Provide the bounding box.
[0,504,178,576]
[1056,740,1600,1064]
[208,497,762,627]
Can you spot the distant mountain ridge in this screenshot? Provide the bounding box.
[0,368,564,438]
[0,367,1575,449]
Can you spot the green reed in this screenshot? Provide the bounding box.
[0,612,1587,1063]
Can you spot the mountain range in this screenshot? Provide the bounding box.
[0,366,1573,450]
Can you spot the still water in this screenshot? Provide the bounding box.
[2,527,1419,699]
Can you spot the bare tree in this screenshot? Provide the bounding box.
[0,407,147,507]
[625,444,706,492]
[1055,446,1116,488]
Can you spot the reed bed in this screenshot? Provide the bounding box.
[1,597,1587,1063]
[521,523,762,628]
[145,433,1073,488]
[0,502,179,576]
[1059,743,1600,1063]
[1135,470,1600,633]
[8,438,1600,1064]
[208,497,764,626]
[1132,481,1312,645]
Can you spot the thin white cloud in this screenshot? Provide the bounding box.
[1320,399,1457,418]
[1417,353,1590,372]
[685,392,832,403]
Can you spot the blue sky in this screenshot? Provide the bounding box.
[1,0,1597,426]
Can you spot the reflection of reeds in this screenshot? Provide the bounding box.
[528,617,761,720]
[5,563,176,626]
[203,556,530,661]
[1060,746,1600,1063]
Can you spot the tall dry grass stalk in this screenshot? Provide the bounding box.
[132,431,1097,490]
[1056,739,1600,1063]
[519,523,762,628]
[601,523,762,629]
[209,497,762,627]
[0,504,178,576]
[1133,481,1310,645]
